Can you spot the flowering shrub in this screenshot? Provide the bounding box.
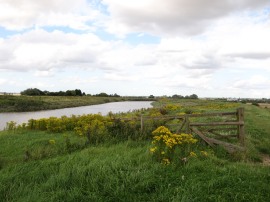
[74,114,109,144]
[164,104,182,112]
[150,126,199,165]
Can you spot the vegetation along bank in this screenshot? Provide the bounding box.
[1,98,270,201]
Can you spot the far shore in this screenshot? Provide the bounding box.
[0,95,156,113]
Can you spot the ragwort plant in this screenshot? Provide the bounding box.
[150,126,201,165]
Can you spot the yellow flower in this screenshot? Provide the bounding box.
[161,151,165,155]
[150,147,157,153]
[162,158,170,165]
[189,151,197,157]
[49,139,56,145]
[153,135,161,141]
[200,151,208,157]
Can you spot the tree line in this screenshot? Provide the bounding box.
[171,94,198,99]
[20,88,85,96]
[20,88,120,97]
[20,88,197,99]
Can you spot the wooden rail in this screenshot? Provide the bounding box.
[112,108,245,153]
[139,108,245,153]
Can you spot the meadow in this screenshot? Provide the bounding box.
[0,98,270,201]
[0,95,154,112]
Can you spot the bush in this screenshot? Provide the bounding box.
[149,126,209,165]
[252,102,259,107]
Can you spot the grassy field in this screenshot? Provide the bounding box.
[0,95,154,112]
[0,99,270,201]
[0,95,123,112]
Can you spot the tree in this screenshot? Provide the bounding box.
[113,93,120,97]
[66,90,76,96]
[96,92,109,97]
[172,94,183,99]
[75,89,82,96]
[189,94,198,99]
[21,88,44,96]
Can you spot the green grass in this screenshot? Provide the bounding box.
[1,100,270,201]
[0,95,138,112]
[0,130,270,201]
[244,104,270,160]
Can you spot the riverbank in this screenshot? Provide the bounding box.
[0,95,155,112]
[0,101,153,131]
[1,99,270,201]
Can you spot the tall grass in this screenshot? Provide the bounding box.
[244,104,270,162]
[0,95,127,112]
[0,131,269,201]
[1,100,270,201]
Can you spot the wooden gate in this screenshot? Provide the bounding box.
[187,108,245,153]
[141,108,245,153]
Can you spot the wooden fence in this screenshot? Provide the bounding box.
[140,108,245,153]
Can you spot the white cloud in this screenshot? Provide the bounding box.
[34,69,55,77]
[102,0,270,37]
[0,1,270,97]
[60,76,99,85]
[0,29,107,71]
[0,78,7,85]
[103,72,140,81]
[0,0,98,30]
[232,75,270,90]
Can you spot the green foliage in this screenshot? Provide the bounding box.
[46,117,67,132]
[5,121,17,130]
[74,114,109,144]
[6,108,170,143]
[0,157,4,170]
[21,88,45,96]
[0,95,125,112]
[1,99,270,201]
[171,94,198,99]
[96,92,109,97]
[20,88,84,96]
[150,126,201,165]
[252,102,259,106]
[0,132,269,201]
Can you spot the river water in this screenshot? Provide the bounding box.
[0,101,153,131]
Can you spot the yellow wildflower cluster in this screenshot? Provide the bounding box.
[152,126,198,149]
[164,104,181,111]
[150,126,198,165]
[152,126,172,136]
[191,102,240,112]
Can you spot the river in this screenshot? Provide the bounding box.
[0,101,153,131]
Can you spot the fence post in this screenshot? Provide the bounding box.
[237,108,245,146]
[141,115,144,132]
[185,116,190,134]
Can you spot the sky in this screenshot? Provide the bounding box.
[0,0,270,98]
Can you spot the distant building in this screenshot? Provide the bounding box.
[0,92,21,96]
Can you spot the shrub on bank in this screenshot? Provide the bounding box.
[150,126,204,165]
[5,113,165,143]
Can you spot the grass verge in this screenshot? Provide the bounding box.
[0,130,270,201]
